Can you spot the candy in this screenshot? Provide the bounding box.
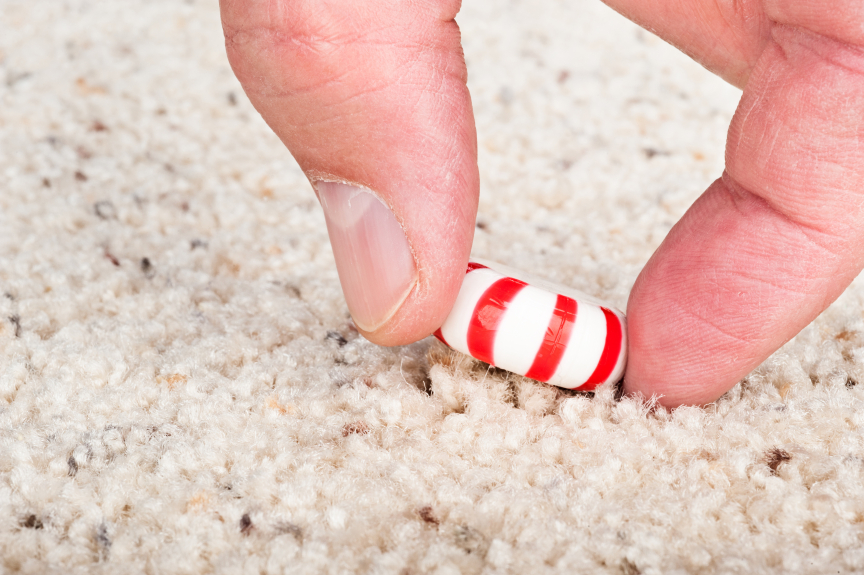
[434,259,627,390]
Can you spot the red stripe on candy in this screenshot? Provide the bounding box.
[466,277,527,365]
[581,308,623,391]
[524,294,578,383]
[433,328,449,347]
[466,261,488,273]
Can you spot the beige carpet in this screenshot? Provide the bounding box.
[2,0,864,573]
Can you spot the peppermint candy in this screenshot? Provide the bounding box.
[434,259,627,390]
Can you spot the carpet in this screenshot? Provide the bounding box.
[2,0,864,573]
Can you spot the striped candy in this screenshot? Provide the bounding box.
[434,259,627,390]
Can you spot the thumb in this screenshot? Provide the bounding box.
[220,0,478,345]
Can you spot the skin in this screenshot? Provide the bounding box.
[220,0,864,408]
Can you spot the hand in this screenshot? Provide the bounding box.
[220,0,864,407]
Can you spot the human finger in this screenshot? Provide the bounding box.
[625,25,864,407]
[220,0,479,345]
[600,0,769,87]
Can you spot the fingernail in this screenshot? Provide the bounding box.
[316,181,418,332]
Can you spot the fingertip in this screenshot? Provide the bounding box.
[221,0,479,347]
[622,234,751,409]
[357,251,471,347]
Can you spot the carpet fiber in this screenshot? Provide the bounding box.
[2,0,864,573]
